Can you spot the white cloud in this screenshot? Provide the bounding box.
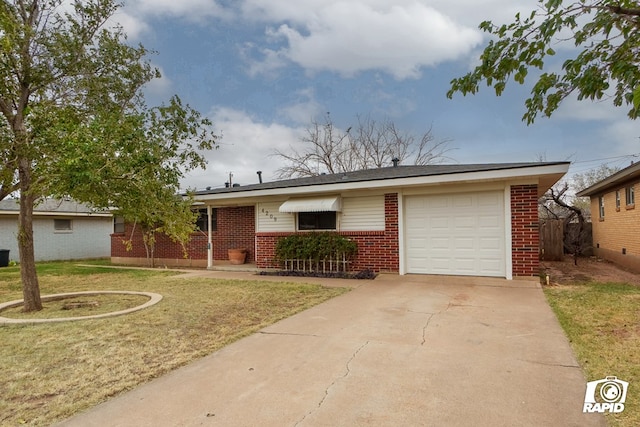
[425,0,534,29]
[116,0,233,43]
[109,10,150,40]
[555,95,631,122]
[277,88,324,124]
[242,1,483,79]
[181,108,304,190]
[128,0,232,21]
[242,43,289,78]
[144,64,173,97]
[240,0,531,28]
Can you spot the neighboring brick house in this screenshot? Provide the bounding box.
[576,162,640,273]
[112,162,569,279]
[0,198,112,262]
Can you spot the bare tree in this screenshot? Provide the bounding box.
[539,163,621,264]
[540,183,588,265]
[273,114,453,178]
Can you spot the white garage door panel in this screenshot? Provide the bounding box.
[480,237,502,251]
[431,216,448,229]
[405,191,505,277]
[453,238,473,251]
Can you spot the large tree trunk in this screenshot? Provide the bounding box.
[18,161,42,312]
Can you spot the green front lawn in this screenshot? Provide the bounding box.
[544,281,640,427]
[0,262,348,426]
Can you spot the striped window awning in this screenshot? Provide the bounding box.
[279,196,342,213]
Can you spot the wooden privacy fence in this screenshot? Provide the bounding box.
[540,219,564,261]
[539,219,594,260]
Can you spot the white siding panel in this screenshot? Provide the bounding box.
[340,195,385,231]
[256,202,295,232]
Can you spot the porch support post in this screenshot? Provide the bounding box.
[207,205,213,269]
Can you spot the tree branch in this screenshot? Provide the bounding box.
[608,5,640,18]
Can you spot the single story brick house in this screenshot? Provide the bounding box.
[112,162,569,279]
[0,198,113,262]
[576,161,640,273]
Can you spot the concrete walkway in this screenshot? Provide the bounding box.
[57,273,605,427]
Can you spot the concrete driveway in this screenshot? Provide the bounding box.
[57,273,605,427]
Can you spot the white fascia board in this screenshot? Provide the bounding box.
[194,164,570,203]
[0,211,112,218]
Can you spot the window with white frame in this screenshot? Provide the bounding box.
[616,190,621,210]
[298,212,337,230]
[113,216,125,233]
[598,196,605,219]
[626,185,635,206]
[54,219,72,231]
[278,196,341,231]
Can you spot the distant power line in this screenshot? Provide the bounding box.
[568,153,639,174]
[571,153,639,165]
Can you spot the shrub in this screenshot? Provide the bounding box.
[275,232,357,261]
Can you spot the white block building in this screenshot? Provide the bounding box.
[0,198,112,262]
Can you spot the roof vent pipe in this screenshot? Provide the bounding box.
[392,157,400,167]
[257,170,263,183]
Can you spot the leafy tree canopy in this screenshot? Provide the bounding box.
[0,0,217,310]
[447,0,640,124]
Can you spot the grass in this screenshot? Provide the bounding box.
[544,281,640,427]
[0,261,349,426]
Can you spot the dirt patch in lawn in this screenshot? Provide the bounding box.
[541,256,640,286]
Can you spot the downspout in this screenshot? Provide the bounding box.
[207,205,213,269]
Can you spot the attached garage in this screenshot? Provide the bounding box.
[404,191,506,277]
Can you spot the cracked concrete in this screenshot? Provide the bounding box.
[420,313,436,346]
[295,341,371,426]
[57,272,605,427]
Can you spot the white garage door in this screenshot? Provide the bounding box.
[405,191,505,277]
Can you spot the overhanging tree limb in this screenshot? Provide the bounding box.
[447,0,640,123]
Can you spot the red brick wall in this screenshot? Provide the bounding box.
[255,193,400,272]
[111,206,255,262]
[511,185,539,276]
[111,223,209,260]
[214,206,255,261]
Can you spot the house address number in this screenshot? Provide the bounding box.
[261,208,278,222]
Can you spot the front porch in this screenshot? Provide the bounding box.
[207,260,259,273]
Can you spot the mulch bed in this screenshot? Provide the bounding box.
[259,269,377,280]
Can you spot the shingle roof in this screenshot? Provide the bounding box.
[0,198,106,214]
[576,162,640,197]
[193,162,569,195]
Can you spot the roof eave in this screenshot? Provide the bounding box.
[194,163,569,203]
[576,162,640,197]
[0,211,112,217]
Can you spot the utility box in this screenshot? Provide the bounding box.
[0,249,9,267]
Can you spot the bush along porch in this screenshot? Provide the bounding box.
[274,232,358,273]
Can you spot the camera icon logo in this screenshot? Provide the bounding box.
[583,376,629,413]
